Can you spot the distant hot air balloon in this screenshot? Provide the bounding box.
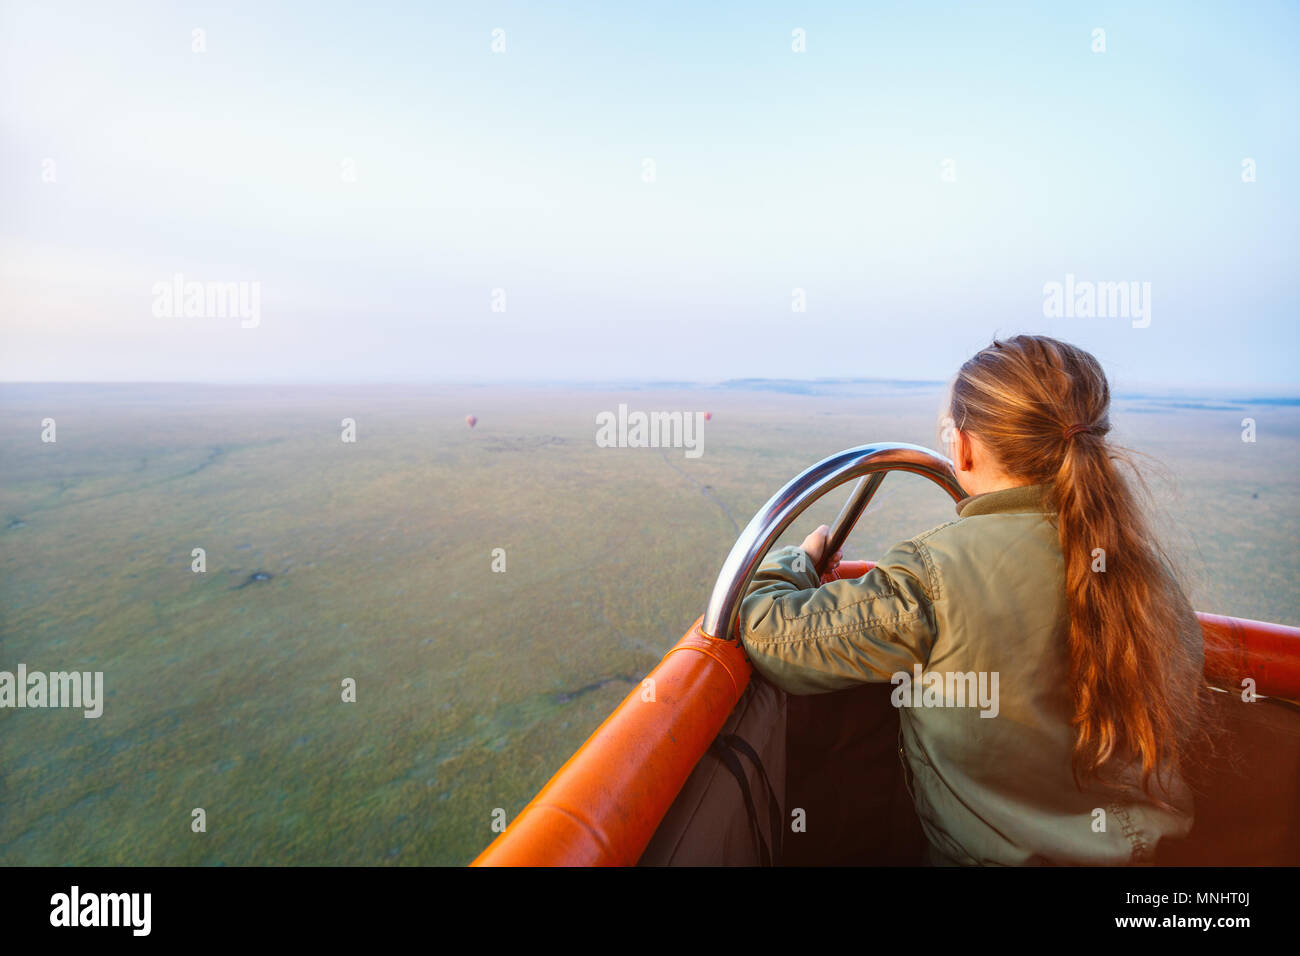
[704,411,712,422]
[466,415,478,428]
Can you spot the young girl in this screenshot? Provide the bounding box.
[741,335,1210,865]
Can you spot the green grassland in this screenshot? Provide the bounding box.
[0,382,1296,865]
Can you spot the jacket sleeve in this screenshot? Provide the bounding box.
[740,540,939,695]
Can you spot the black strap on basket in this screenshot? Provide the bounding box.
[708,733,783,866]
[723,733,784,866]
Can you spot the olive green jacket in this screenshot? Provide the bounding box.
[740,483,1200,866]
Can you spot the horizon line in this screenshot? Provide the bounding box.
[1,377,1298,397]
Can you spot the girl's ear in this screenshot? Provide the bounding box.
[953,428,974,473]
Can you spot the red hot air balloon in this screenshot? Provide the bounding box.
[466,415,478,428]
[704,411,712,421]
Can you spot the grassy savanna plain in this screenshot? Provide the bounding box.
[0,382,1296,865]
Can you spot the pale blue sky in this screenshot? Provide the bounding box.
[2,1,1296,387]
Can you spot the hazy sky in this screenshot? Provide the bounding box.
[2,1,1296,388]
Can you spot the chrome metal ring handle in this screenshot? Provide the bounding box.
[701,442,966,642]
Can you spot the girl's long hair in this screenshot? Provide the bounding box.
[949,335,1211,806]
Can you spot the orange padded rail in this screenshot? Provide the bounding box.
[1200,613,1300,700]
[826,560,876,581]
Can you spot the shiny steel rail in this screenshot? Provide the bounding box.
[700,442,966,641]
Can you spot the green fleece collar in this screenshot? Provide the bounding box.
[956,482,1054,517]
